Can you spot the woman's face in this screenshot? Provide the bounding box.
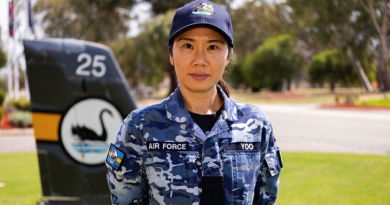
[170,27,230,94]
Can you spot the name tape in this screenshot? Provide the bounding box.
[147,142,189,151]
[223,142,260,151]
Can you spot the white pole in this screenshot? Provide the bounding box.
[7,38,13,100]
[14,59,19,99]
[13,0,20,100]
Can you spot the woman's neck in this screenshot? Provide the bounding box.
[179,85,224,115]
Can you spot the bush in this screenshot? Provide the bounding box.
[228,60,246,89]
[5,97,31,111]
[9,111,32,127]
[243,34,304,92]
[0,89,5,105]
[309,49,358,92]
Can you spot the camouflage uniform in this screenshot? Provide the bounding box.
[106,85,283,205]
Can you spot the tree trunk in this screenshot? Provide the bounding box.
[330,81,336,93]
[376,69,384,90]
[287,78,291,91]
[329,24,373,92]
[378,35,390,91]
[345,49,373,92]
[359,0,390,91]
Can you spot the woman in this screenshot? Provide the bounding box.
[106,1,283,204]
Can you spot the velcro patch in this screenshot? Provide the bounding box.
[106,144,125,170]
[223,142,260,151]
[147,142,189,151]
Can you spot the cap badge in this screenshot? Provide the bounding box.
[192,2,214,15]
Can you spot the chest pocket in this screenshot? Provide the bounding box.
[221,146,261,205]
[145,150,200,203]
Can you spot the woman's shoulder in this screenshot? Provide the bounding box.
[230,99,270,124]
[124,98,167,123]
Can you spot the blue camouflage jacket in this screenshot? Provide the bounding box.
[106,85,283,205]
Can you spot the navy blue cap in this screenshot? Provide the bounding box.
[169,0,234,47]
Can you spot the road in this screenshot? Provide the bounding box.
[0,103,389,155]
[255,103,390,155]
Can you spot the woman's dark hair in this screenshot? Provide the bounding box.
[168,42,233,98]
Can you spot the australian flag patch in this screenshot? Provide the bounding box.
[106,144,125,171]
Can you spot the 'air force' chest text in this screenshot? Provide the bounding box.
[147,142,189,151]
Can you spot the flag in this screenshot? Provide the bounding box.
[9,0,14,38]
[27,0,34,30]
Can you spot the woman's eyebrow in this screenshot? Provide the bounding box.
[207,39,225,44]
[177,38,225,44]
[177,37,195,42]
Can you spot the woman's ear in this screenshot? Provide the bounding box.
[226,47,233,67]
[169,54,174,66]
[226,54,231,68]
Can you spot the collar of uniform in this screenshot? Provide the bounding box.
[217,84,244,121]
[164,84,243,123]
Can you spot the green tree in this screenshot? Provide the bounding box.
[228,60,245,89]
[34,0,136,42]
[242,34,304,92]
[0,46,6,69]
[309,49,359,92]
[143,0,233,15]
[136,10,176,93]
[231,1,293,60]
[0,28,6,69]
[358,0,390,91]
[108,39,138,88]
[110,11,176,94]
[288,0,374,92]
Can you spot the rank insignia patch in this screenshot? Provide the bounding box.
[106,144,124,170]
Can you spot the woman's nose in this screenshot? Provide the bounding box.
[193,47,207,67]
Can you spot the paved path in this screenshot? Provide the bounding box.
[1,103,389,155]
[0,129,36,153]
[255,103,390,155]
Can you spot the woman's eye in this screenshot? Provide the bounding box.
[183,44,193,49]
[209,45,218,50]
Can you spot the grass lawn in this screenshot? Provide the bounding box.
[0,152,389,205]
[356,99,390,107]
[0,152,41,205]
[278,153,390,205]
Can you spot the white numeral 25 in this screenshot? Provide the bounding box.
[76,53,106,78]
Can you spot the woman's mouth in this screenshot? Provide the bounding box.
[190,72,209,80]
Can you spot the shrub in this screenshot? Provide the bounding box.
[5,97,31,111]
[0,89,5,106]
[9,111,32,127]
[309,49,358,92]
[243,34,304,92]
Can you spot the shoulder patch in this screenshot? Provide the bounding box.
[106,144,125,170]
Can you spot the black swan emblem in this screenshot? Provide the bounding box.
[72,109,113,141]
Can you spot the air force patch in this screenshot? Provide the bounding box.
[106,144,124,170]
